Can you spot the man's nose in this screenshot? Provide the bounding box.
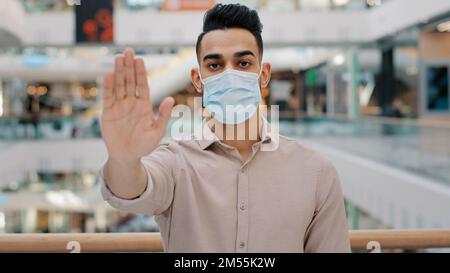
[224,63,234,70]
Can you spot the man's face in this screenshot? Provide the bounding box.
[191,28,271,93]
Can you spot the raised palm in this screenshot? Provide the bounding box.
[101,49,174,162]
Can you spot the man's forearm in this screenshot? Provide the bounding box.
[103,158,148,199]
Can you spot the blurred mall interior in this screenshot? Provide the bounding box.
[0,0,449,252]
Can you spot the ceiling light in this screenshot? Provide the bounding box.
[437,21,450,32]
[333,54,345,66]
[366,0,381,7]
[333,0,350,6]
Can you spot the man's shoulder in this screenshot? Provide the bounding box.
[277,136,340,194]
[277,135,335,170]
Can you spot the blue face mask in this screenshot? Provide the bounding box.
[200,68,262,125]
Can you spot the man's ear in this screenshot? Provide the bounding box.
[260,62,272,88]
[191,67,203,94]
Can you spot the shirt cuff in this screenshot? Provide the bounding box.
[99,160,154,209]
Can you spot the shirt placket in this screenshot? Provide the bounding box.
[234,142,261,253]
[236,165,249,252]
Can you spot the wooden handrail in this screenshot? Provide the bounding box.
[0,229,449,252]
[329,113,450,129]
[350,229,450,250]
[0,232,164,253]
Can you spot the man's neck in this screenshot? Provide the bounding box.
[209,114,262,161]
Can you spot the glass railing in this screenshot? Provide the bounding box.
[279,117,450,186]
[1,171,99,193]
[0,116,101,140]
[2,115,449,185]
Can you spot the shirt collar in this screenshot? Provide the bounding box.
[197,120,218,150]
[197,117,274,150]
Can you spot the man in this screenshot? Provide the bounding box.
[100,3,350,253]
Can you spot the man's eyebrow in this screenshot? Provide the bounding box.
[233,50,255,58]
[203,53,223,62]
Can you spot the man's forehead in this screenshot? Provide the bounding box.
[199,28,259,59]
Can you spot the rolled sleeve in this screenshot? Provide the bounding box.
[99,141,178,215]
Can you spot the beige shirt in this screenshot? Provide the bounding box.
[100,120,351,253]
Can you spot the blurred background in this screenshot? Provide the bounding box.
[0,0,449,251]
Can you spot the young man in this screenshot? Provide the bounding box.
[100,4,350,253]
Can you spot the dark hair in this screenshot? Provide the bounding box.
[195,3,263,60]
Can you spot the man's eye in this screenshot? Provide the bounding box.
[239,61,250,68]
[208,63,220,70]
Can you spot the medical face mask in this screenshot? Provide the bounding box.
[200,68,262,125]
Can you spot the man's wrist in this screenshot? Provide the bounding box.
[104,157,148,200]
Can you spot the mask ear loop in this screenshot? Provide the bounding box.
[197,67,206,108]
[257,64,264,79]
[198,66,205,85]
[256,65,264,134]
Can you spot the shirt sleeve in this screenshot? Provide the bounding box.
[100,141,178,215]
[304,158,351,253]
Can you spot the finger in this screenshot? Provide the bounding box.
[114,54,126,99]
[155,97,175,131]
[124,48,136,97]
[135,58,150,101]
[103,72,115,109]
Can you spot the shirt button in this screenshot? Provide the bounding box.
[240,204,246,211]
[239,242,245,248]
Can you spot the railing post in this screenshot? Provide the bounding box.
[346,200,360,230]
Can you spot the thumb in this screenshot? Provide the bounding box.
[155,97,175,130]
